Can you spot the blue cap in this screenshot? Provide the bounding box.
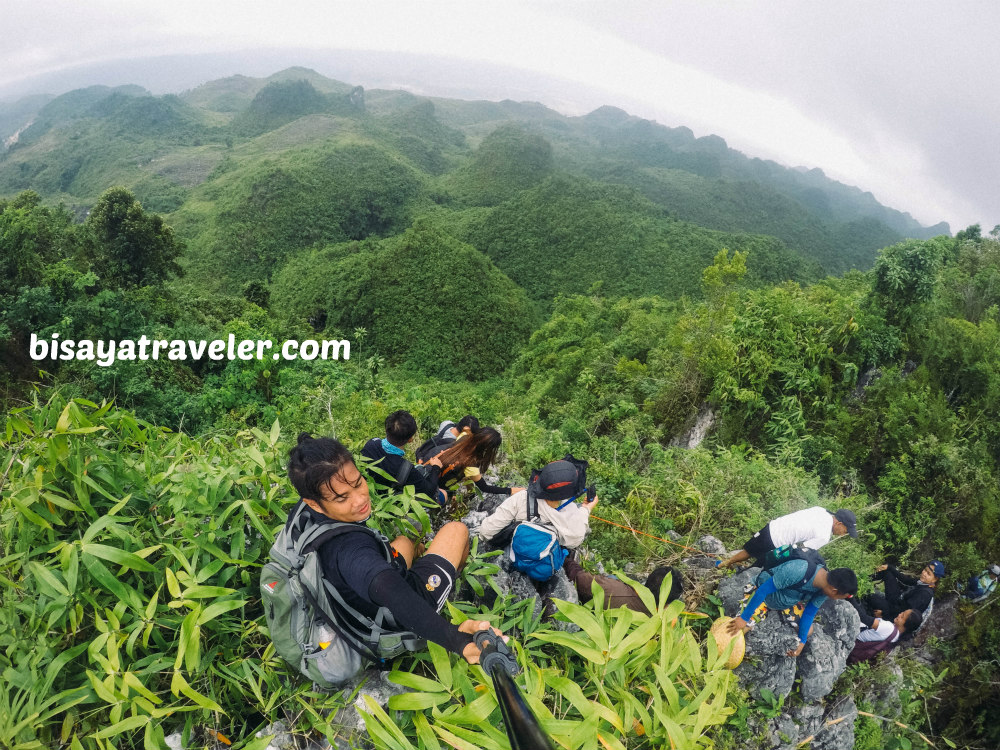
[930,560,945,578]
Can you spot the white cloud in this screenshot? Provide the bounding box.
[3,0,996,229]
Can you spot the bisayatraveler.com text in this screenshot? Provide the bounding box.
[28,333,350,367]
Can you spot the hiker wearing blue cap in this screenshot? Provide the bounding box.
[858,560,943,629]
[717,507,858,569]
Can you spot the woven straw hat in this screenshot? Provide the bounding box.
[710,616,746,669]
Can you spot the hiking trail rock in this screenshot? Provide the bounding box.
[799,600,859,702]
[697,535,727,556]
[734,606,800,700]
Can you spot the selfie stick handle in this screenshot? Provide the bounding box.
[474,630,555,750]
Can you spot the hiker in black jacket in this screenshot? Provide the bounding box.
[289,433,504,663]
[361,410,444,503]
[857,560,943,627]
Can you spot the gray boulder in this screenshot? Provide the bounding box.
[717,566,760,616]
[810,696,858,750]
[799,600,859,702]
[734,609,800,700]
[460,510,488,536]
[758,711,802,750]
[719,570,858,703]
[910,593,960,667]
[254,721,300,750]
[860,661,903,718]
[697,535,727,555]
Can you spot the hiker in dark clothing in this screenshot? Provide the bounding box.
[425,426,523,499]
[860,560,943,625]
[361,410,444,503]
[288,433,504,664]
[565,558,682,614]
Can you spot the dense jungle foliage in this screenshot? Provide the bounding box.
[1,68,997,749]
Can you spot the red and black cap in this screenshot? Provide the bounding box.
[533,460,581,502]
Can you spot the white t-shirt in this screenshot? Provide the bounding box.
[767,506,834,549]
[857,618,900,643]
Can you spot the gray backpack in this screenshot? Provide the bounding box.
[260,502,425,687]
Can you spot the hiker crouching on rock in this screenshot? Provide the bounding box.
[726,559,858,657]
[478,459,597,551]
[361,410,446,504]
[847,608,922,665]
[717,507,858,569]
[289,433,502,664]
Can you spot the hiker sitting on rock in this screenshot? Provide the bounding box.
[847,608,922,665]
[479,458,597,551]
[859,560,942,626]
[717,506,858,569]
[421,426,523,501]
[289,433,502,664]
[361,410,445,503]
[964,564,1000,603]
[565,557,682,614]
[726,556,858,657]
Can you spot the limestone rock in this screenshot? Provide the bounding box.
[254,721,299,750]
[718,566,760,617]
[734,609,800,700]
[697,535,727,555]
[811,696,857,750]
[910,593,960,667]
[799,600,859,702]
[861,661,904,719]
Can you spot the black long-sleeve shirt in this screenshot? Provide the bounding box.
[305,504,472,656]
[361,438,441,500]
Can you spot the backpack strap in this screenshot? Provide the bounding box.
[526,483,540,522]
[293,517,423,662]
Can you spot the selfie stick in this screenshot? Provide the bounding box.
[474,630,556,750]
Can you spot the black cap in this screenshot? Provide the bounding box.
[533,460,580,502]
[834,509,858,538]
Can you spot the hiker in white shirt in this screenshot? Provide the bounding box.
[717,507,858,569]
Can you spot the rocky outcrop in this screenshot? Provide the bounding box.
[671,405,716,449]
[799,600,859,701]
[717,566,861,749]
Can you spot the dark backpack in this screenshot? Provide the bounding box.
[260,503,425,687]
[415,435,455,464]
[847,625,899,665]
[761,544,826,594]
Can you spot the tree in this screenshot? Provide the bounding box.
[868,238,947,330]
[85,187,183,288]
[0,190,73,298]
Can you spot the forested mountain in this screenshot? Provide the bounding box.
[3,67,997,750]
[0,67,944,284]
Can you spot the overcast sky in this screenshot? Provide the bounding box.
[3,1,998,231]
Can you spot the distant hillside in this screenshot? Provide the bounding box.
[0,66,948,302]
